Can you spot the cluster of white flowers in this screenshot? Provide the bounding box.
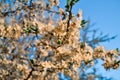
[0,0,119,80]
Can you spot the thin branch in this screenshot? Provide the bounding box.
[24,68,34,80]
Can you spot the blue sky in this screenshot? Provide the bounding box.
[76,0,120,49]
[74,0,120,50]
[61,0,120,50]
[60,0,120,80]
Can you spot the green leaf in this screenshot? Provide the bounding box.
[80,42,85,48]
[30,27,36,31]
[81,20,87,27]
[116,48,119,52]
[0,56,3,60]
[23,28,32,33]
[71,0,80,6]
[65,5,69,12]
[67,0,71,6]
[57,39,62,45]
[85,60,93,65]
[30,26,38,32]
[4,23,7,27]
[30,59,34,64]
[68,61,73,65]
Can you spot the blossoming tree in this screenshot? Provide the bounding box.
[0,0,119,80]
